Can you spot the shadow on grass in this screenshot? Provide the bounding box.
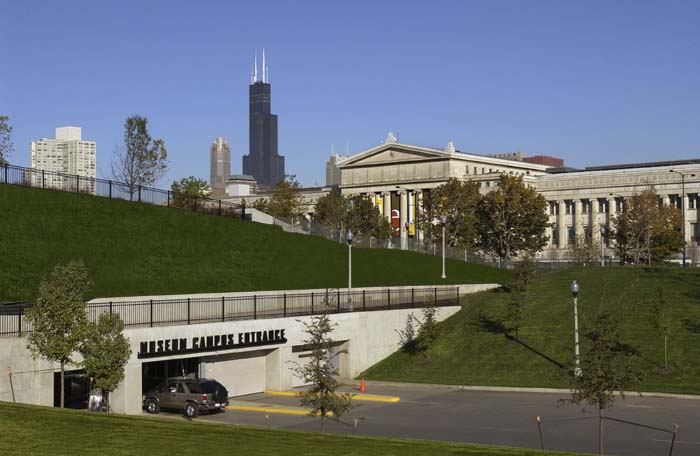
[475,313,566,370]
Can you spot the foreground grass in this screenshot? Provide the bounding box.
[366,267,700,395]
[0,402,585,456]
[0,184,510,301]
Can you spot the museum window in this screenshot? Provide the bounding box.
[567,226,575,245]
[582,199,589,214]
[690,194,698,209]
[692,223,700,242]
[565,200,572,215]
[548,201,558,215]
[598,198,608,213]
[551,224,559,245]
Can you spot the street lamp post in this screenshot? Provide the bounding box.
[599,226,606,267]
[441,215,447,279]
[670,170,696,267]
[347,230,353,310]
[571,280,581,377]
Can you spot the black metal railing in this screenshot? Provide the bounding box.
[0,287,460,337]
[0,163,250,220]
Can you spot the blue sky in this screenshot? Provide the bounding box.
[2,0,699,187]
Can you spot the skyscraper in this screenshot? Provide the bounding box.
[243,49,284,187]
[30,126,96,193]
[210,137,231,196]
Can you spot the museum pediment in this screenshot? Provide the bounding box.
[339,145,447,168]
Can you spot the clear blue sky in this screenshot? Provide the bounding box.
[2,0,699,187]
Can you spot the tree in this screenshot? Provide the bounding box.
[505,255,536,339]
[25,260,91,409]
[612,189,683,265]
[651,288,675,371]
[265,175,305,222]
[80,313,131,411]
[111,115,168,198]
[314,188,348,240]
[420,178,481,249]
[568,233,601,266]
[476,174,548,262]
[171,176,211,210]
[292,313,352,432]
[414,299,441,358]
[0,115,14,165]
[569,312,642,455]
[344,194,390,243]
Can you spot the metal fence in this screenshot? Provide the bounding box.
[0,287,460,337]
[0,163,250,220]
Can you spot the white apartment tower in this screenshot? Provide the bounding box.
[210,137,231,196]
[30,127,96,193]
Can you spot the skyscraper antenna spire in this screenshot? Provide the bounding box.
[252,49,258,83]
[262,48,267,83]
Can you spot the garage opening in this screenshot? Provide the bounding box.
[142,358,200,394]
[54,369,89,409]
[200,349,270,397]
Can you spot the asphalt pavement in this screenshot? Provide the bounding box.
[158,382,700,456]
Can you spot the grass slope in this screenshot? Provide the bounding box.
[0,184,510,301]
[0,402,585,456]
[365,267,700,395]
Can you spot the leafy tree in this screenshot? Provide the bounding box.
[25,260,91,409]
[266,174,305,222]
[568,233,601,266]
[0,115,13,165]
[420,178,481,249]
[414,299,441,358]
[612,189,683,265]
[292,313,352,432]
[344,194,391,243]
[80,313,132,411]
[171,176,211,209]
[314,188,348,241]
[651,288,675,370]
[111,115,168,198]
[505,255,536,339]
[476,174,548,262]
[569,312,642,455]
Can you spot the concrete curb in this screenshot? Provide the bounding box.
[265,389,400,403]
[360,380,700,401]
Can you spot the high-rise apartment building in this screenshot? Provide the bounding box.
[210,137,231,196]
[242,49,285,187]
[30,127,96,193]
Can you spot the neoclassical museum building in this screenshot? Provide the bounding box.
[223,132,700,261]
[332,133,700,260]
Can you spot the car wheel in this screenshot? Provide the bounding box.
[184,402,199,418]
[145,398,159,414]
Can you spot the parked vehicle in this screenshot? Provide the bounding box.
[143,377,229,418]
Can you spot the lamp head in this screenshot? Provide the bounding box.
[346,230,353,245]
[571,280,579,297]
[441,215,447,225]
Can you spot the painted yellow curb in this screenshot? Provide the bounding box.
[227,404,333,416]
[264,389,400,403]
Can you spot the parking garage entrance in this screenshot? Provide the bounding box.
[142,358,200,394]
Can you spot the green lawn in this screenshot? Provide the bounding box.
[0,184,511,301]
[0,402,585,456]
[365,266,700,395]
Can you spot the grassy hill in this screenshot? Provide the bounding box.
[0,402,585,456]
[0,184,511,301]
[365,267,700,395]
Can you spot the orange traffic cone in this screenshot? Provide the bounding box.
[359,377,366,393]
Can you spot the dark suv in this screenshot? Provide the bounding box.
[143,377,229,418]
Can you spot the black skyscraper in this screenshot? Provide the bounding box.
[243,49,284,187]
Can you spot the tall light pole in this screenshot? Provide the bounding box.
[599,226,605,267]
[571,280,581,377]
[346,230,353,310]
[670,170,696,267]
[441,215,447,279]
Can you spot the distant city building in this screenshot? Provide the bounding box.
[225,174,257,197]
[242,49,285,188]
[210,137,231,196]
[325,154,346,186]
[30,126,96,193]
[523,155,564,167]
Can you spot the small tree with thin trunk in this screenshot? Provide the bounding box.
[651,288,675,371]
[25,260,90,408]
[569,311,642,455]
[413,298,441,358]
[0,115,14,165]
[81,313,132,412]
[292,313,352,432]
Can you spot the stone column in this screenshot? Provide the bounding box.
[574,199,583,240]
[416,190,424,244]
[382,192,391,222]
[591,198,600,244]
[662,194,670,206]
[399,191,408,250]
[558,200,566,249]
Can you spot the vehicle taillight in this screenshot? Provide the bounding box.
[202,393,207,402]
